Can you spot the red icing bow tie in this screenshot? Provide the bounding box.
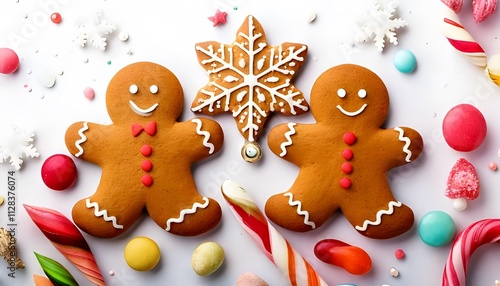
[132,121,157,137]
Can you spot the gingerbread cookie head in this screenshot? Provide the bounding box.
[192,15,309,163]
[310,64,389,127]
[65,62,224,238]
[265,64,423,239]
[106,62,184,125]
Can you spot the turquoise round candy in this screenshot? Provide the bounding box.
[418,211,455,247]
[393,49,417,73]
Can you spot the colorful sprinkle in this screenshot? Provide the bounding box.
[208,9,227,27]
[84,87,95,100]
[390,267,399,277]
[119,31,129,41]
[50,13,62,24]
[489,162,498,171]
[394,249,405,259]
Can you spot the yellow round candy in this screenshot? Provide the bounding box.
[124,236,160,271]
[191,241,225,276]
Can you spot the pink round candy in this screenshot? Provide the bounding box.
[442,104,487,152]
[83,87,95,100]
[0,48,20,74]
[41,154,78,190]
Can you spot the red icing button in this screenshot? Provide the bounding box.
[342,149,354,160]
[341,162,353,174]
[142,174,153,187]
[340,177,351,189]
[343,132,356,145]
[140,145,153,157]
[141,160,153,172]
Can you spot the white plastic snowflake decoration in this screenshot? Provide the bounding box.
[0,124,39,170]
[354,0,407,52]
[192,16,309,143]
[73,11,116,51]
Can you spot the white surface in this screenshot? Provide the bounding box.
[1,0,500,285]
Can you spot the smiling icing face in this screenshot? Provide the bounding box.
[128,83,160,116]
[310,64,389,127]
[106,62,184,124]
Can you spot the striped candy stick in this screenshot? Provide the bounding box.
[221,180,329,286]
[442,219,500,286]
[443,8,487,67]
[24,205,105,286]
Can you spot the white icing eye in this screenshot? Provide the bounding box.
[337,88,346,98]
[129,84,138,94]
[358,89,367,98]
[150,85,159,94]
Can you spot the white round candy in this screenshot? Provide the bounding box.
[452,198,468,211]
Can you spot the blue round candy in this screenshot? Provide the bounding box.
[418,210,455,247]
[393,49,417,73]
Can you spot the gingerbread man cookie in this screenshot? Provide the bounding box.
[65,62,224,238]
[265,64,423,239]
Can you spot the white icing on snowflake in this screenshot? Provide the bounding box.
[0,124,39,170]
[193,16,308,142]
[353,0,407,52]
[73,10,116,51]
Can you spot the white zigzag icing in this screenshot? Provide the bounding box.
[74,122,89,157]
[165,196,210,232]
[284,192,316,229]
[191,119,215,154]
[279,122,297,157]
[355,201,402,231]
[85,198,124,229]
[394,127,412,162]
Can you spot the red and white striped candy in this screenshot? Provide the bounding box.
[442,219,500,286]
[222,180,329,286]
[443,9,487,67]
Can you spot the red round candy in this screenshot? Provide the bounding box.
[41,154,78,190]
[0,48,20,74]
[343,132,356,145]
[442,104,487,152]
[51,13,62,24]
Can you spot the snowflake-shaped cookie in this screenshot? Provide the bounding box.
[192,15,309,160]
[73,10,116,51]
[353,0,407,52]
[0,124,39,170]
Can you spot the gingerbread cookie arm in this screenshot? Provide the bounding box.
[65,122,109,163]
[173,118,224,162]
[379,126,423,167]
[267,122,319,165]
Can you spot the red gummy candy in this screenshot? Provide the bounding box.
[442,104,487,152]
[445,158,479,200]
[314,239,372,275]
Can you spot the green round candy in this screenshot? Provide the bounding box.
[418,210,456,247]
[393,49,417,73]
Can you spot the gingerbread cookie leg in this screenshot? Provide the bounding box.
[146,175,222,236]
[265,172,339,232]
[342,194,414,239]
[72,187,144,238]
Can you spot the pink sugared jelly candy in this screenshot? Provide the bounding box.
[41,154,78,190]
[442,104,487,152]
[314,239,372,275]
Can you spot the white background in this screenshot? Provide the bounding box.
[1,0,500,285]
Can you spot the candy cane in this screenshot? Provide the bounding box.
[221,180,329,286]
[443,6,500,86]
[442,219,500,286]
